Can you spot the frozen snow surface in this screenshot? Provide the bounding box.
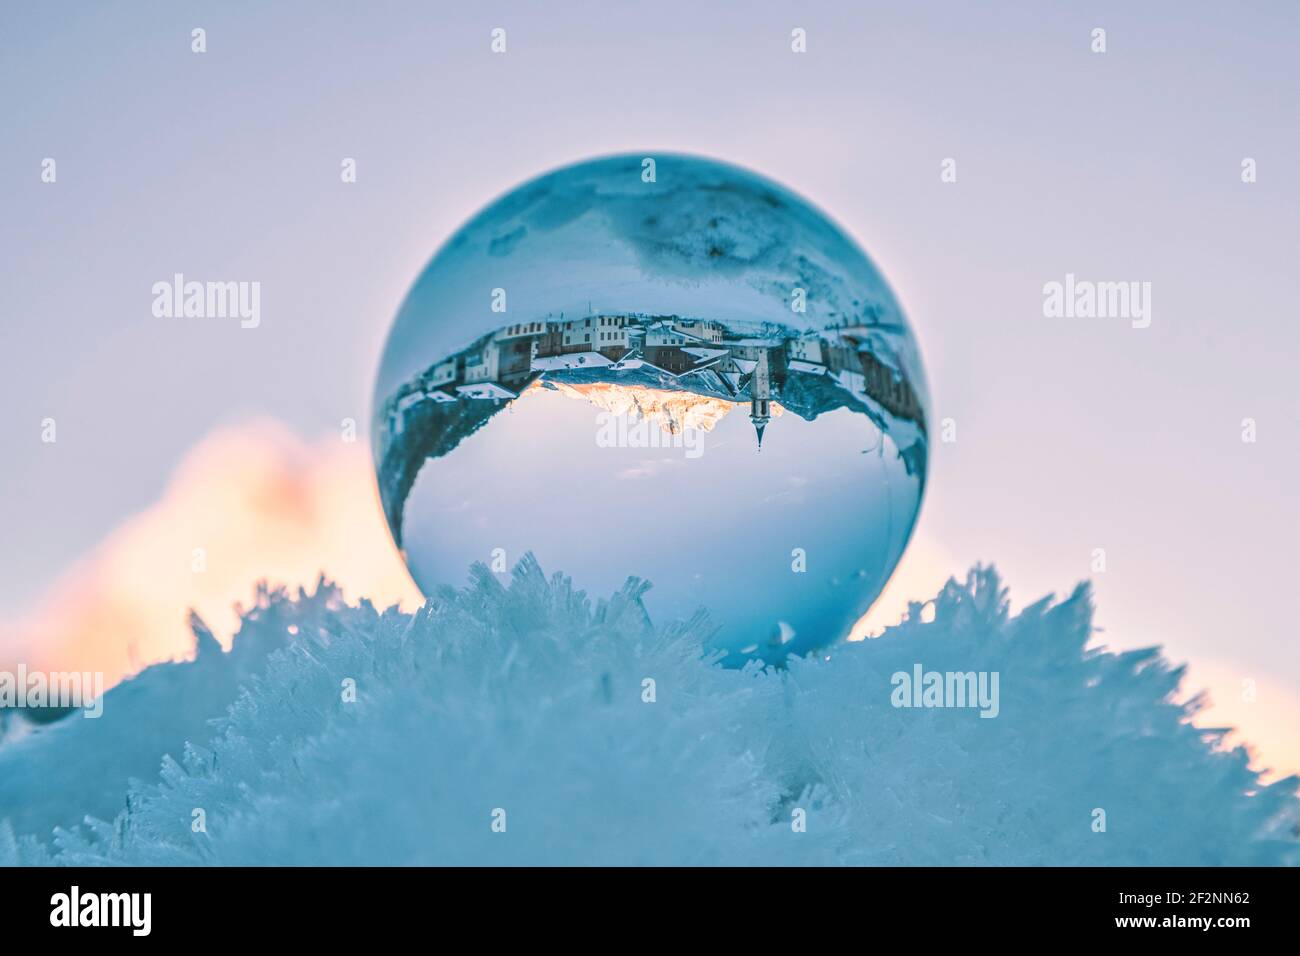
[2,557,1296,865]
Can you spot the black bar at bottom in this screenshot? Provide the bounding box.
[0,865,1287,941]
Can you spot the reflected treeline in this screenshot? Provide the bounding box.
[376,313,927,546]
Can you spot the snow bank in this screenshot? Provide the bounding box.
[2,558,1295,865]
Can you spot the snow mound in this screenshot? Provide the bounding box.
[2,558,1296,865]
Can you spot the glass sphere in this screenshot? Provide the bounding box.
[372,154,929,664]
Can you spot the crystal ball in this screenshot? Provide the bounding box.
[372,154,929,664]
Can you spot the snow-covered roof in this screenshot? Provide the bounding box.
[681,347,728,361]
[396,389,457,411]
[456,382,516,400]
[531,353,615,371]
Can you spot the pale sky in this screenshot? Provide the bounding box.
[2,2,1296,773]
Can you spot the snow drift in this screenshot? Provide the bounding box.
[2,557,1296,865]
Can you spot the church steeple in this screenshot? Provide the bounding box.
[749,348,772,450]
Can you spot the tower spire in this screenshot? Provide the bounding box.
[749,348,772,450]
